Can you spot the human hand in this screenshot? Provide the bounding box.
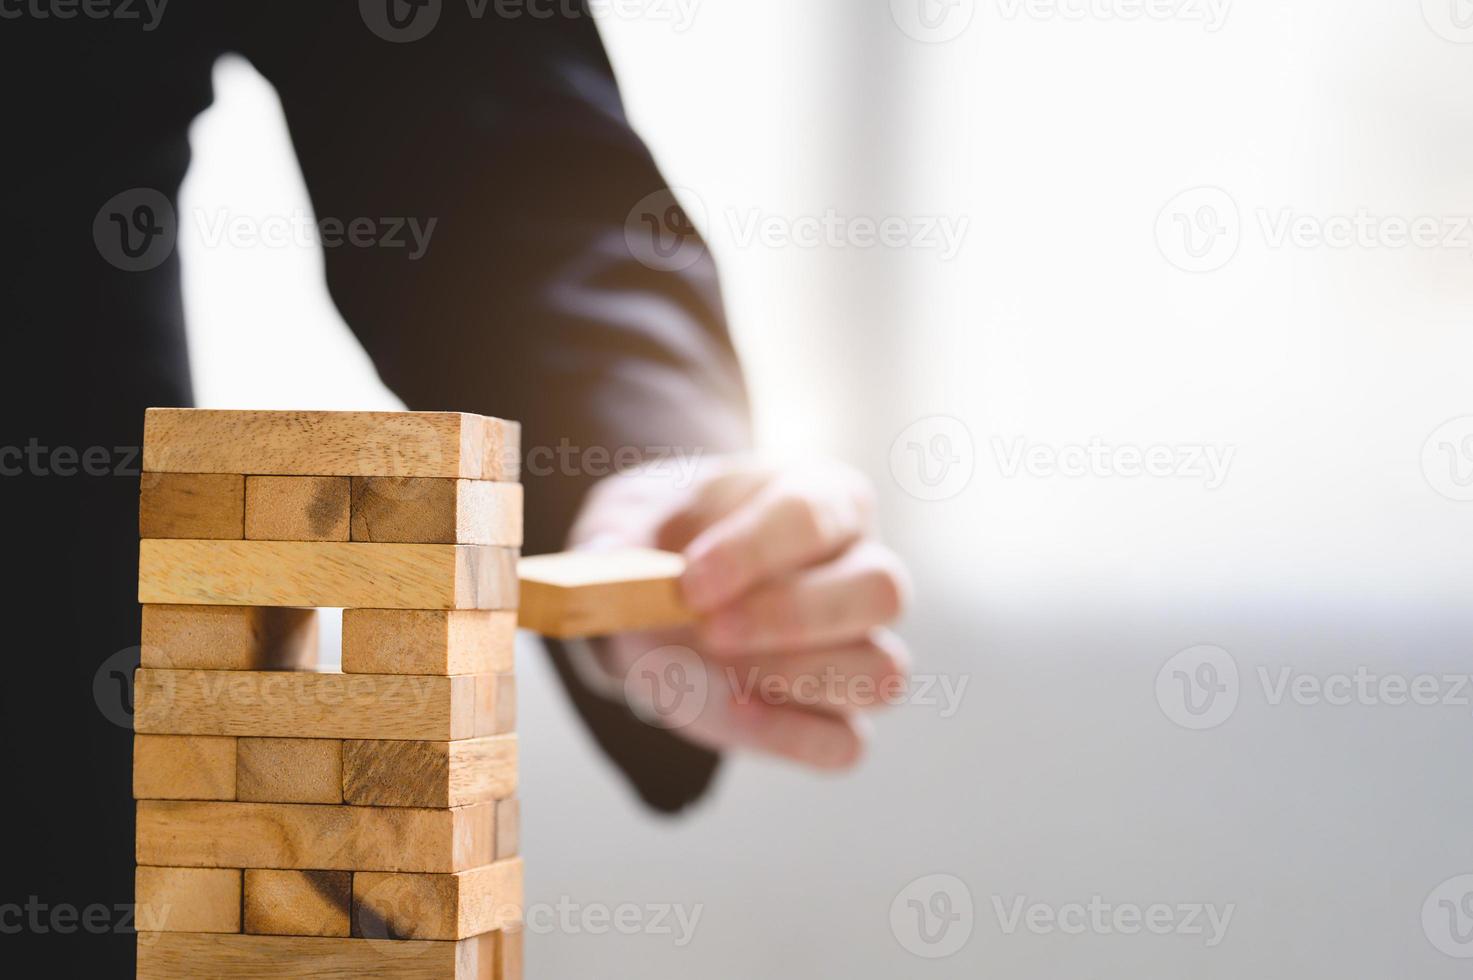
[567,454,912,769]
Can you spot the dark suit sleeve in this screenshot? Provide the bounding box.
[237,4,750,812]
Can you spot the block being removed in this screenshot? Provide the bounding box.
[517,548,693,638]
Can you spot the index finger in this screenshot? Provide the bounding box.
[680,469,874,613]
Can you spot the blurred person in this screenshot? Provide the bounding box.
[0,2,910,971]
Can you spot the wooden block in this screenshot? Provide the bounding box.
[135,867,241,934]
[351,478,522,546]
[494,798,519,861]
[343,736,517,809]
[246,476,351,542]
[244,870,351,937]
[237,737,343,804]
[143,408,518,480]
[134,669,480,741]
[517,548,691,638]
[133,734,237,801]
[141,604,318,671]
[471,673,515,737]
[341,609,515,676]
[494,928,523,980]
[139,472,245,539]
[138,540,518,610]
[476,415,521,484]
[354,859,523,941]
[137,800,495,873]
[137,932,503,979]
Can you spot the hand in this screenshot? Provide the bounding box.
[568,454,913,769]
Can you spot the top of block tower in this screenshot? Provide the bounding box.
[142,409,520,482]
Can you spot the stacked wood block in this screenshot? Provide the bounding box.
[133,409,524,979]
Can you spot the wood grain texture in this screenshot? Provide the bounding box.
[141,605,319,671]
[340,609,515,677]
[473,674,515,738]
[133,669,479,741]
[133,734,237,801]
[143,408,518,480]
[137,931,502,979]
[138,540,518,610]
[353,859,523,941]
[494,799,519,861]
[517,548,691,638]
[246,476,351,542]
[137,800,495,873]
[244,870,351,937]
[351,479,522,546]
[139,472,245,539]
[237,738,343,804]
[343,736,517,809]
[135,867,242,934]
[476,416,521,484]
[493,928,523,980]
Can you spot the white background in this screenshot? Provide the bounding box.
[179,1,1473,976]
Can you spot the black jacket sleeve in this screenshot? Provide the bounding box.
[237,3,751,811]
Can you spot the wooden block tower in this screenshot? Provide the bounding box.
[131,409,524,979]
